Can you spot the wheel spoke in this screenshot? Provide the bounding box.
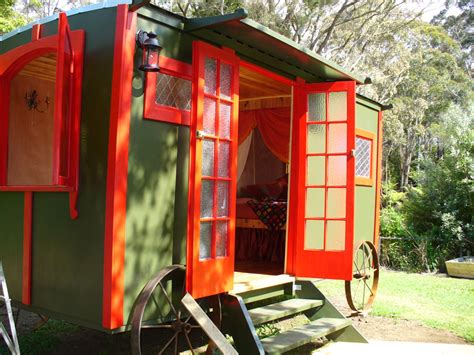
[183,331,195,354]
[158,333,178,355]
[364,280,374,296]
[159,282,180,319]
[174,333,179,355]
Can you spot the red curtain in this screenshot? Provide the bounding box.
[238,107,291,163]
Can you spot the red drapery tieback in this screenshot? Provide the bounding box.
[238,107,291,163]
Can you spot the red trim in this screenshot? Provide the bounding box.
[31,24,41,41]
[355,128,376,186]
[187,41,239,299]
[144,56,192,126]
[22,192,33,305]
[373,111,383,248]
[102,4,136,330]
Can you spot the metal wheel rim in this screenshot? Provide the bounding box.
[345,241,379,312]
[130,265,222,355]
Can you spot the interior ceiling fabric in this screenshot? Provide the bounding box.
[238,107,291,163]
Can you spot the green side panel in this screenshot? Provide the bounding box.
[0,193,24,300]
[0,8,118,327]
[123,17,193,321]
[354,103,379,245]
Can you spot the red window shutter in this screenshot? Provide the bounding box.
[53,12,74,186]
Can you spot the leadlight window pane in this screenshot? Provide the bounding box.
[199,222,212,259]
[355,137,371,178]
[155,73,191,111]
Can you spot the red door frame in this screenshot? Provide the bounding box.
[186,41,240,299]
[287,80,356,280]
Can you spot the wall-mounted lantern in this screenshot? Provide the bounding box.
[136,30,162,72]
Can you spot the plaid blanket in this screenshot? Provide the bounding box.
[246,199,287,231]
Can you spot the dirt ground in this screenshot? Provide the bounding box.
[2,298,468,354]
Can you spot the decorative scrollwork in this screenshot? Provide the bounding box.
[25,90,50,113]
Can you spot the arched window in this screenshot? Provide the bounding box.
[0,13,84,192]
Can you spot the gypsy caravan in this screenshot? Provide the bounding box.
[0,1,388,353]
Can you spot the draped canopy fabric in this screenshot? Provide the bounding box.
[238,107,291,163]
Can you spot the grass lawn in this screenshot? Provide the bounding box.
[317,269,474,342]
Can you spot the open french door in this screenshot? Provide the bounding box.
[288,81,356,280]
[186,41,239,299]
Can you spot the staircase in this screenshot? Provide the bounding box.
[221,274,367,354]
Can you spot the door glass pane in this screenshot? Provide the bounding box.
[201,139,214,176]
[307,156,325,185]
[308,93,326,122]
[200,180,214,218]
[306,188,324,218]
[327,123,347,153]
[327,188,346,218]
[204,58,217,95]
[220,63,232,100]
[203,97,216,134]
[219,102,231,138]
[217,181,229,217]
[199,222,213,259]
[326,221,345,250]
[328,92,347,121]
[327,156,346,185]
[307,124,325,154]
[216,221,228,257]
[305,220,324,250]
[218,141,229,177]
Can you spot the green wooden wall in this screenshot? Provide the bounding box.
[0,7,118,329]
[122,11,194,324]
[354,100,380,246]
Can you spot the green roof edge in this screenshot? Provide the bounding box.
[239,17,366,84]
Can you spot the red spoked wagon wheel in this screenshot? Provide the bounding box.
[130,265,222,355]
[345,241,379,313]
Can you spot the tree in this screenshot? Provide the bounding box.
[0,0,26,34]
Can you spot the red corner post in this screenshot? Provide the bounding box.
[102,4,136,330]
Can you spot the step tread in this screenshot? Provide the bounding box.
[231,274,295,294]
[261,317,351,354]
[249,298,323,325]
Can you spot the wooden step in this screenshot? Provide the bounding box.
[231,273,295,294]
[261,317,351,354]
[249,298,323,325]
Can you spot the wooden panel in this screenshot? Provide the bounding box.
[8,72,55,185]
[239,65,291,110]
[19,53,57,82]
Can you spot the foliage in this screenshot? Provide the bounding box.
[318,269,474,342]
[0,0,26,34]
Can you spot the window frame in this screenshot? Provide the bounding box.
[144,56,192,126]
[0,14,84,192]
[355,128,376,186]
